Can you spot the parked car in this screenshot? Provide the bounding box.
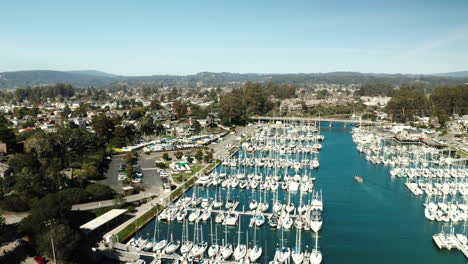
[34,256,46,264]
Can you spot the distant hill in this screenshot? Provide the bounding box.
[66,70,119,78]
[431,71,468,78]
[0,70,123,89]
[1,70,468,89]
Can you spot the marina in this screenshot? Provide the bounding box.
[114,122,467,263]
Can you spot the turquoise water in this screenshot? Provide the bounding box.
[135,122,466,263]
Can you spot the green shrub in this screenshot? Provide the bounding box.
[85,184,115,201]
[0,195,30,212]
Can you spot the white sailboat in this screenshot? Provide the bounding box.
[309,232,322,264]
[180,219,193,255]
[208,217,220,258]
[220,223,233,260]
[234,215,247,261]
[153,219,168,252]
[291,229,303,264]
[249,224,262,262]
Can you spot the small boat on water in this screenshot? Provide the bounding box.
[354,175,364,183]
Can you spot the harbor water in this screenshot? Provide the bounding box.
[135,122,466,263]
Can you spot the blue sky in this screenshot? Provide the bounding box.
[1,0,468,75]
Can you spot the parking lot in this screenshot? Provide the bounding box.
[98,125,258,195]
[98,153,163,194]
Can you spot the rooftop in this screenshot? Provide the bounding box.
[80,209,128,234]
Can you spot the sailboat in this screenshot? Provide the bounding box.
[153,219,168,252]
[249,188,258,210]
[180,219,193,255]
[213,187,223,208]
[276,226,291,263]
[255,212,265,227]
[189,223,208,259]
[165,232,181,254]
[220,224,233,260]
[291,229,303,264]
[208,217,220,258]
[233,216,247,261]
[249,224,262,262]
[309,232,322,264]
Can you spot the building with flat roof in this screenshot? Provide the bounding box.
[80,209,128,235]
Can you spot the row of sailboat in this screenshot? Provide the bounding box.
[352,126,467,254]
[129,121,325,263]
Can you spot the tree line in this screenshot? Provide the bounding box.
[217,82,296,125]
[385,84,468,122]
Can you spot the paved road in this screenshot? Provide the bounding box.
[209,125,257,159]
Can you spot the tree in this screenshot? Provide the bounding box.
[190,104,208,119]
[154,162,168,169]
[128,107,145,120]
[316,89,329,99]
[173,100,188,119]
[37,223,82,262]
[204,151,213,163]
[386,89,429,122]
[79,163,97,184]
[431,85,468,116]
[62,103,72,117]
[191,120,202,134]
[58,188,89,205]
[0,195,30,212]
[139,116,156,135]
[149,99,163,110]
[195,149,203,163]
[0,126,16,146]
[125,165,134,179]
[91,114,115,139]
[85,184,115,201]
[0,216,7,243]
[113,193,126,208]
[438,113,450,127]
[218,90,244,125]
[19,193,72,235]
[162,153,171,161]
[125,152,134,164]
[174,151,183,160]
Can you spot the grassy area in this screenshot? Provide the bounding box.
[112,147,123,153]
[170,176,197,201]
[116,204,165,242]
[172,165,202,183]
[203,159,222,175]
[456,150,468,157]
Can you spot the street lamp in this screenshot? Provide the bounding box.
[44,219,56,263]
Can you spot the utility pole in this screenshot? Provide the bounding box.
[45,219,56,263]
